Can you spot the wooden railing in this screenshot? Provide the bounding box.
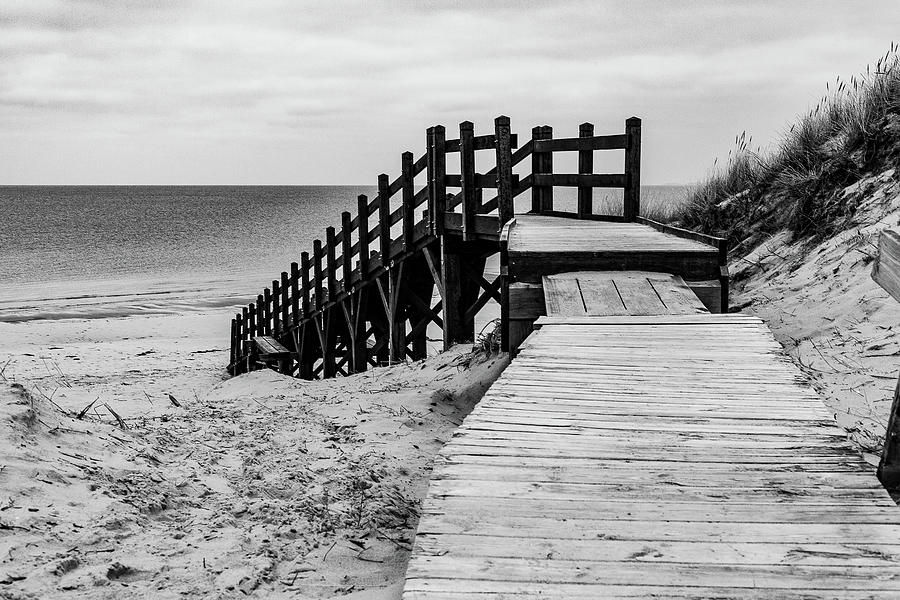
[229,116,643,378]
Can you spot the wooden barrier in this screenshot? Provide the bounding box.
[228,116,656,379]
[872,228,900,487]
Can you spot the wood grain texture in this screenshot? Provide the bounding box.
[873,227,900,487]
[506,215,720,282]
[543,271,707,317]
[252,335,290,356]
[873,228,900,302]
[403,314,899,599]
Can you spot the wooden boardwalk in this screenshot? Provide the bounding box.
[506,215,721,282]
[404,314,900,598]
[503,216,728,355]
[542,271,708,317]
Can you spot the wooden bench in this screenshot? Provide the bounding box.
[250,335,292,373]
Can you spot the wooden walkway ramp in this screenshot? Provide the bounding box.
[542,271,709,317]
[404,313,900,598]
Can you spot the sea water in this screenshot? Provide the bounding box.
[0,185,688,322]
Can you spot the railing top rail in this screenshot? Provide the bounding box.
[532,134,627,153]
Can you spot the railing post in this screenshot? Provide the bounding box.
[256,294,266,336]
[401,151,415,251]
[300,251,312,318]
[578,122,594,219]
[326,226,338,300]
[495,115,514,227]
[272,280,281,336]
[240,306,249,374]
[531,125,553,213]
[290,262,300,327]
[248,303,258,369]
[459,121,477,241]
[313,240,324,312]
[427,125,446,236]
[357,194,370,277]
[624,116,642,221]
[280,271,289,332]
[426,127,435,234]
[267,287,276,336]
[229,318,237,373]
[248,303,257,340]
[378,174,391,264]
[341,211,353,288]
[314,237,336,379]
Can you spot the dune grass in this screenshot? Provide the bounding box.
[675,46,900,250]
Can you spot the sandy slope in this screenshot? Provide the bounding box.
[5,169,899,598]
[733,168,900,461]
[0,312,507,599]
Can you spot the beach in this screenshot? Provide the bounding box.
[7,179,895,598]
[0,303,508,599]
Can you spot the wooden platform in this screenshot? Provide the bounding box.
[505,215,721,283]
[403,314,900,598]
[543,271,708,317]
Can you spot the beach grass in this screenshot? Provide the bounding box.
[674,45,900,248]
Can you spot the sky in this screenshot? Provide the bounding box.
[1,1,899,185]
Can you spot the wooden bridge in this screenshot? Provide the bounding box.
[228,116,732,376]
[399,217,900,597]
[405,311,900,598]
[226,117,900,596]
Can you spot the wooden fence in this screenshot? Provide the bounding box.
[228,116,643,378]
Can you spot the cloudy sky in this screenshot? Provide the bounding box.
[1,1,898,185]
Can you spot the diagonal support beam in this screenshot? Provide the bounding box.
[422,245,445,300]
[464,275,502,323]
[405,287,444,328]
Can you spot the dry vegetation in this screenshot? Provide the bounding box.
[675,45,900,250]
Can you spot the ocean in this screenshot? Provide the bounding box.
[0,185,688,322]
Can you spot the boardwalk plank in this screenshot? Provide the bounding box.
[413,535,900,565]
[403,314,900,598]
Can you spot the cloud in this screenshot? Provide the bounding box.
[1,1,899,183]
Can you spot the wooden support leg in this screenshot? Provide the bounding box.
[441,236,490,349]
[342,286,370,374]
[296,323,315,380]
[321,307,338,379]
[388,263,407,364]
[879,374,900,489]
[368,287,390,366]
[242,339,252,375]
[441,237,465,349]
[391,309,407,363]
[401,254,436,360]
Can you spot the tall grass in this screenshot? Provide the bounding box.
[676,46,900,249]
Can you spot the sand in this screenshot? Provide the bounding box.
[732,167,900,462]
[0,310,508,599]
[4,169,900,597]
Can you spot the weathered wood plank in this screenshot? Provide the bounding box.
[458,121,477,241]
[531,173,625,188]
[874,228,900,302]
[872,228,900,488]
[494,115,514,226]
[576,122,594,218]
[532,133,628,153]
[413,535,900,565]
[405,313,899,599]
[407,556,900,589]
[542,272,708,317]
[623,116,641,221]
[405,582,900,599]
